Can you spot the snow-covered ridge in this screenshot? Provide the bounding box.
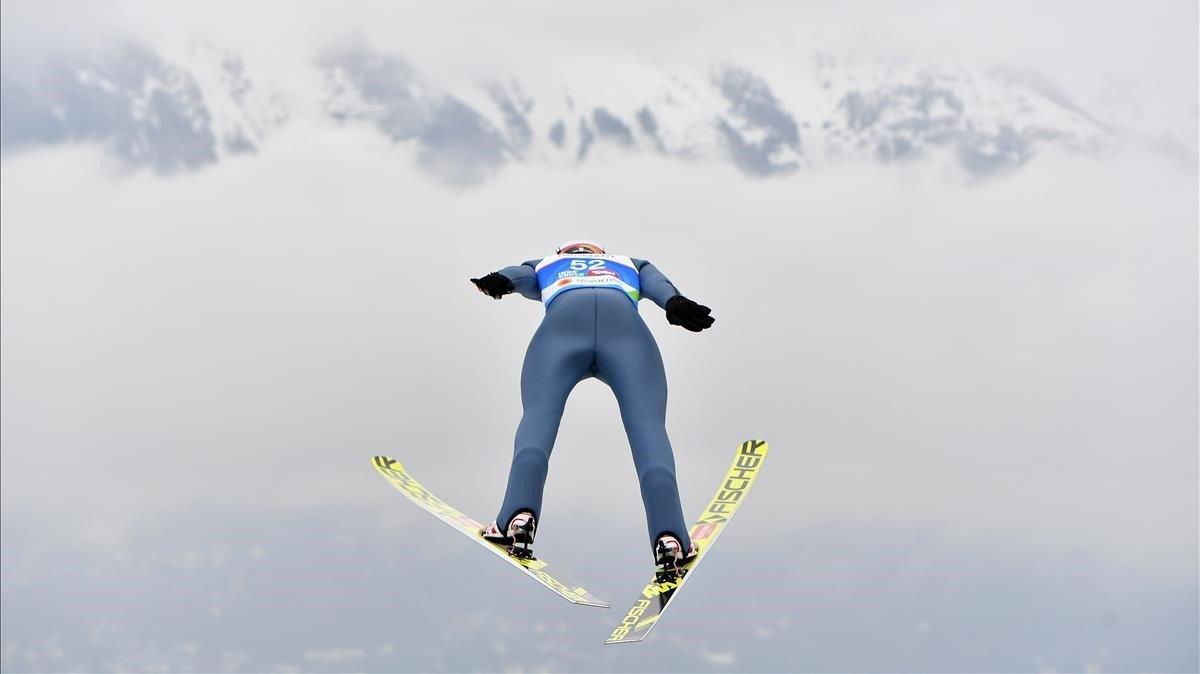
[0,38,1185,182]
[0,42,286,173]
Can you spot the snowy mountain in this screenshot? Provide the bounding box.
[1,38,1186,182]
[0,42,287,173]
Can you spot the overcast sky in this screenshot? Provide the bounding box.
[2,2,1197,672]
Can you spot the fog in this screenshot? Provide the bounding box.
[2,1,1197,671]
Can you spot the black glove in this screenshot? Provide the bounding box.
[665,295,714,332]
[470,272,514,299]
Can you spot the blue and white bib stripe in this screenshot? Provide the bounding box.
[534,254,641,307]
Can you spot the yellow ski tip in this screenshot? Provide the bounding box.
[371,456,403,471]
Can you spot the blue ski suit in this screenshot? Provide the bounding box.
[493,255,692,551]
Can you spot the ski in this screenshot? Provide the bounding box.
[371,456,610,608]
[604,439,769,644]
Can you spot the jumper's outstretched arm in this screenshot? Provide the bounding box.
[470,260,541,300]
[472,258,714,331]
[633,259,715,332]
[631,259,681,309]
[498,262,543,300]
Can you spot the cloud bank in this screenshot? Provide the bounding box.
[2,1,1197,671]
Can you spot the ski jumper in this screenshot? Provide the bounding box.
[494,253,692,551]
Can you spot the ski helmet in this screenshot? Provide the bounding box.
[557,239,605,254]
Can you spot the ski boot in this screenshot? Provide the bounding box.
[654,533,699,577]
[481,511,537,559]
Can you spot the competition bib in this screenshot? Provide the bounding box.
[534,254,640,307]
